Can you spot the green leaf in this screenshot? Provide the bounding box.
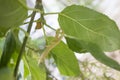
[58,5,120,52]
[0,0,27,37]
[8,30,21,68]
[58,5,120,71]
[0,38,5,50]
[50,39,80,76]
[87,43,120,71]
[0,31,16,68]
[23,57,30,79]
[25,56,46,80]
[12,29,22,52]
[65,37,87,53]
[0,38,5,56]
[0,68,14,80]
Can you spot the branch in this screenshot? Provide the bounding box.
[13,2,39,78]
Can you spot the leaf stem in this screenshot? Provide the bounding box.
[14,6,37,79]
[23,20,38,25]
[42,25,47,41]
[26,45,41,52]
[43,12,60,16]
[13,27,29,37]
[23,20,56,31]
[44,23,56,31]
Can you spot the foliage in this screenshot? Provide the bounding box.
[49,38,80,76]
[0,67,14,80]
[0,0,120,80]
[0,0,27,37]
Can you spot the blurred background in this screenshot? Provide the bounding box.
[25,0,120,80]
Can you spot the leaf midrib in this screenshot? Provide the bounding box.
[59,13,108,39]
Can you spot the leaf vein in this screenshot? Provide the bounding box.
[60,13,108,39]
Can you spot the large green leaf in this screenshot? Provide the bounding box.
[0,31,16,68]
[58,5,120,52]
[0,0,27,37]
[50,40,80,76]
[0,68,13,80]
[58,5,120,71]
[25,56,46,80]
[66,39,120,71]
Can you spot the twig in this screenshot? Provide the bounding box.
[14,2,38,78]
[23,19,39,25]
[44,23,56,31]
[26,45,41,52]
